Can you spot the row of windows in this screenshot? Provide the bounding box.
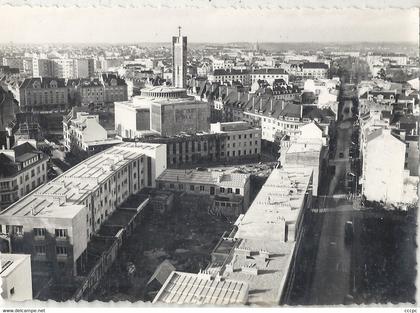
[227,141,258,148]
[34,245,68,256]
[226,149,258,157]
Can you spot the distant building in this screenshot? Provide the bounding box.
[133,133,228,168]
[156,168,251,216]
[251,68,289,85]
[172,27,187,88]
[101,73,128,104]
[208,69,251,86]
[19,77,68,112]
[300,62,329,79]
[0,254,32,301]
[210,121,261,160]
[78,78,104,107]
[148,87,210,136]
[63,111,120,156]
[0,141,49,209]
[114,98,151,139]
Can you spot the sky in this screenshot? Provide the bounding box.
[0,6,418,44]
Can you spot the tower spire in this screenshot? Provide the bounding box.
[178,26,181,37]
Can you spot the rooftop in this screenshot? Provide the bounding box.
[0,254,30,277]
[153,271,249,305]
[216,167,313,305]
[0,142,163,219]
[156,169,250,189]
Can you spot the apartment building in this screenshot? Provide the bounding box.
[19,77,68,112]
[208,69,251,86]
[156,168,251,216]
[101,73,128,104]
[63,112,120,155]
[0,141,49,209]
[210,121,261,160]
[251,68,289,85]
[0,142,166,283]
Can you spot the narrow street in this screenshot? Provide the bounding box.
[287,85,416,305]
[287,86,358,305]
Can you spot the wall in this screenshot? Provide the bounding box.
[1,255,33,301]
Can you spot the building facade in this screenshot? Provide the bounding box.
[19,77,68,112]
[362,128,406,204]
[0,141,49,209]
[0,143,166,284]
[210,121,261,160]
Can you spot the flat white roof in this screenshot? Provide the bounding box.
[0,142,163,219]
[0,254,30,277]
[153,271,249,305]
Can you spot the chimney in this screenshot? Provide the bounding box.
[238,91,241,102]
[300,104,303,118]
[270,98,273,114]
[281,100,285,110]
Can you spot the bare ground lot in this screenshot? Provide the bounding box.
[90,195,232,302]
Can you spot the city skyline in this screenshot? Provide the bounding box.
[0,7,418,44]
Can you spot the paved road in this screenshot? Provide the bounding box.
[293,91,357,305]
[307,114,355,304]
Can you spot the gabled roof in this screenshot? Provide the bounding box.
[301,62,328,69]
[251,68,287,75]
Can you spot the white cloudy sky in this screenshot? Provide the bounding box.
[0,6,418,43]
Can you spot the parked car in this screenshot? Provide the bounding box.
[344,221,353,243]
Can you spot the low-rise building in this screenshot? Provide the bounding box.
[0,254,32,301]
[156,168,251,216]
[0,141,49,209]
[63,111,120,156]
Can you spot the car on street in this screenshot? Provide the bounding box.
[344,221,353,243]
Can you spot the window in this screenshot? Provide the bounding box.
[235,188,240,194]
[199,185,205,191]
[55,229,67,238]
[169,183,175,189]
[34,228,46,237]
[190,185,195,191]
[10,288,14,295]
[178,184,184,190]
[227,188,233,193]
[56,246,68,256]
[12,225,23,235]
[35,245,46,255]
[220,187,225,193]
